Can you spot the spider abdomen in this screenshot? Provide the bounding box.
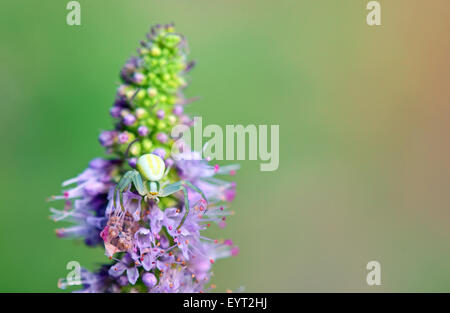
[137,153,165,181]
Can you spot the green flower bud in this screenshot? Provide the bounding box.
[137,89,146,99]
[167,114,177,125]
[120,109,131,118]
[142,138,153,152]
[126,90,136,99]
[162,73,171,81]
[159,95,167,103]
[167,96,176,105]
[135,108,147,119]
[148,88,158,98]
[151,46,161,57]
[129,142,141,156]
[164,34,181,48]
[139,48,149,56]
[143,99,151,107]
[157,120,167,129]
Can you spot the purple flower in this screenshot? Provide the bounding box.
[156,132,169,143]
[50,158,119,246]
[142,273,157,288]
[152,148,166,159]
[147,205,164,234]
[98,131,117,147]
[188,254,212,282]
[137,125,149,137]
[175,150,240,204]
[105,188,142,221]
[108,254,140,285]
[173,105,183,116]
[120,57,140,84]
[118,132,129,144]
[123,114,136,126]
[150,267,203,293]
[134,227,154,250]
[110,106,122,118]
[156,109,165,119]
[162,202,205,260]
[128,157,137,168]
[133,72,145,84]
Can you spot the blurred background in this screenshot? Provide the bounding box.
[1,0,450,292]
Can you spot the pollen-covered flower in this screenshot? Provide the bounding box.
[50,23,239,293]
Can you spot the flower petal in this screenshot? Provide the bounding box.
[108,262,127,277]
[127,266,139,285]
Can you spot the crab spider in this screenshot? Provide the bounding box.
[114,153,207,229]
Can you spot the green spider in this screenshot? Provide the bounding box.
[113,153,207,229]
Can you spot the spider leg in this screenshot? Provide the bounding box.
[160,180,169,189]
[140,198,147,220]
[158,166,172,193]
[160,181,181,197]
[161,182,189,229]
[114,171,134,210]
[117,171,134,191]
[129,171,147,196]
[180,180,207,205]
[160,180,207,229]
[163,164,172,178]
[114,170,147,211]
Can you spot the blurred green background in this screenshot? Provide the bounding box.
[1,0,450,292]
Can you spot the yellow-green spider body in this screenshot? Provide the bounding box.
[115,153,206,229]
